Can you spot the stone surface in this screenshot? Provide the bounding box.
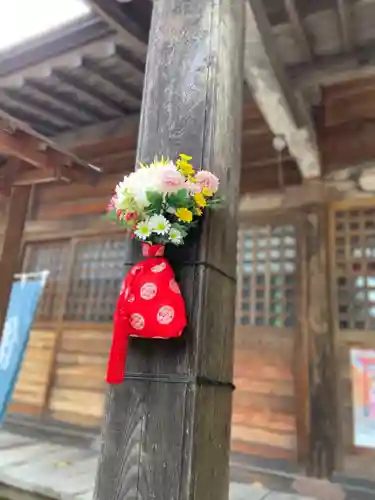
[0,428,313,500]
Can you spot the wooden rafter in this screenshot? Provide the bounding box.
[86,0,148,59]
[244,0,321,178]
[284,0,313,62]
[0,109,101,193]
[337,0,354,53]
[54,113,140,149]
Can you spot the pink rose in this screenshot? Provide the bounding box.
[159,167,186,193]
[185,180,202,194]
[107,194,117,211]
[195,171,219,193]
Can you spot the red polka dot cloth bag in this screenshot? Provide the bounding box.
[106,244,186,384]
[105,154,221,384]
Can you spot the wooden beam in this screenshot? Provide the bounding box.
[291,45,375,90]
[0,128,100,185]
[243,156,294,169]
[244,0,321,179]
[94,2,244,500]
[320,121,375,173]
[284,0,313,62]
[336,0,354,54]
[0,186,30,341]
[86,0,148,58]
[10,167,72,186]
[0,107,101,175]
[0,218,124,241]
[53,114,140,150]
[0,158,23,195]
[0,130,49,168]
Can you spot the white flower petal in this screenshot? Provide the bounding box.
[149,214,171,235]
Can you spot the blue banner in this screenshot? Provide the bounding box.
[0,277,46,424]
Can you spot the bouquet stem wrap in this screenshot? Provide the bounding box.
[106,244,187,384]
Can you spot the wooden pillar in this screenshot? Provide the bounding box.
[94,1,244,500]
[305,206,337,477]
[0,186,31,341]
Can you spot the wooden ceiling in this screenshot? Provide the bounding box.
[68,100,302,194]
[317,73,375,175]
[1,0,375,195]
[67,68,375,194]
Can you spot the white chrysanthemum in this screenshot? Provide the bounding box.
[149,215,171,235]
[116,170,159,210]
[134,220,151,240]
[169,228,183,245]
[150,159,176,169]
[115,161,184,211]
[115,178,132,209]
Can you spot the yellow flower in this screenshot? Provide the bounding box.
[196,208,203,216]
[179,153,192,161]
[194,192,207,208]
[176,207,193,223]
[177,160,195,176]
[176,153,195,176]
[151,155,171,168]
[202,187,213,197]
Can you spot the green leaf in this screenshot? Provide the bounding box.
[104,210,119,222]
[206,197,223,210]
[146,191,163,212]
[166,189,191,209]
[171,222,188,237]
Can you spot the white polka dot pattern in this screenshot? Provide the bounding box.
[140,282,158,300]
[130,313,145,330]
[131,265,142,275]
[157,306,175,325]
[151,262,167,273]
[169,279,180,294]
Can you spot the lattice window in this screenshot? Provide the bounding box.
[64,237,127,323]
[23,240,70,322]
[237,225,297,328]
[335,207,375,330]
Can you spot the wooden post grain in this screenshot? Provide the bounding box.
[94,1,244,499]
[305,206,337,477]
[0,186,31,341]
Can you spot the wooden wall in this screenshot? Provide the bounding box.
[10,329,56,416]
[329,198,375,482]
[3,155,301,464]
[6,78,375,473]
[47,327,110,428]
[5,146,131,426]
[232,327,297,461]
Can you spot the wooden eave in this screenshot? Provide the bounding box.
[0,110,101,195]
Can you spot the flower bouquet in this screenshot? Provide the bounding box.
[106,153,220,251]
[105,154,221,385]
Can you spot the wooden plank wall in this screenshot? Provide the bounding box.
[232,327,297,461]
[0,134,136,425]
[12,169,123,425]
[1,131,301,457]
[5,177,302,468]
[4,169,301,461]
[33,172,124,223]
[9,329,56,416]
[48,327,111,428]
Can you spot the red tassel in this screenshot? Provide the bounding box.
[106,294,130,384]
